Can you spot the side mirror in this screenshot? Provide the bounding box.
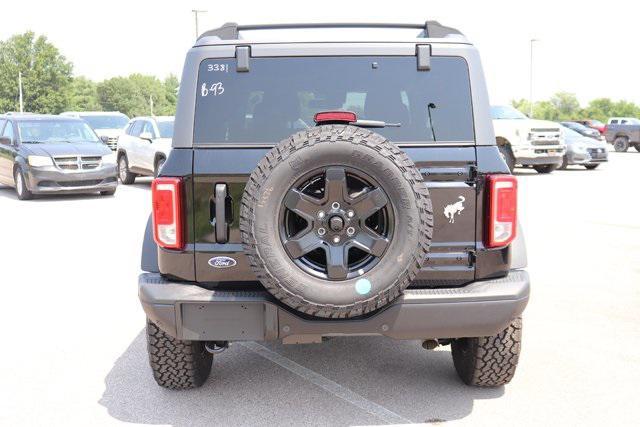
[140,132,153,142]
[0,136,11,146]
[100,135,110,144]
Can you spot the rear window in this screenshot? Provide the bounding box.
[194,56,474,144]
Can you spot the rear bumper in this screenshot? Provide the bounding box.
[139,270,530,342]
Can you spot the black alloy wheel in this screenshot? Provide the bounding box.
[279,166,393,281]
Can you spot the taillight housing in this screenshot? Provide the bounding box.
[313,111,357,125]
[152,177,184,250]
[485,175,517,248]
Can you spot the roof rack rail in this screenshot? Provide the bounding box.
[197,21,462,41]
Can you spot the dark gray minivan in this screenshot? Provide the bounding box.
[0,114,118,199]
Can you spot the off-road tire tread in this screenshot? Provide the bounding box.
[451,317,522,387]
[240,125,433,319]
[146,319,212,389]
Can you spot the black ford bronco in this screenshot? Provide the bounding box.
[139,22,530,389]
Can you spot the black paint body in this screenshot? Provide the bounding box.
[154,144,512,292]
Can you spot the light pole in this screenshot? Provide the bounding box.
[192,9,207,39]
[529,38,539,118]
[18,71,24,113]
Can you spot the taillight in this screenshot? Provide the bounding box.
[486,175,517,248]
[152,177,184,250]
[313,111,357,125]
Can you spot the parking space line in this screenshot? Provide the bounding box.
[239,342,412,425]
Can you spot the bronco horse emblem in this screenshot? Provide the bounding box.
[444,196,466,224]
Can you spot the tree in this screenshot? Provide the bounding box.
[512,93,640,123]
[163,74,179,108]
[549,92,580,120]
[581,98,614,123]
[0,31,73,113]
[97,74,178,117]
[66,77,101,111]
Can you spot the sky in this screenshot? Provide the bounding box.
[3,0,640,106]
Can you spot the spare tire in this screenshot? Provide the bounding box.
[240,125,433,318]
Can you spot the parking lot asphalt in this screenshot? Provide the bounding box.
[1,150,639,427]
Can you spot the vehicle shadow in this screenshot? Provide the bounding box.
[0,186,106,201]
[126,179,153,191]
[100,330,503,426]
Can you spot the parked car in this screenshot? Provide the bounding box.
[607,117,640,125]
[138,22,529,390]
[560,121,603,141]
[604,122,640,152]
[0,114,117,200]
[491,105,566,173]
[116,116,174,183]
[60,111,129,151]
[559,127,608,169]
[571,119,605,134]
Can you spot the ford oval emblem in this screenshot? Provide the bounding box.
[208,256,237,269]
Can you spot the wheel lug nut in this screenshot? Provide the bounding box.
[346,227,355,236]
[331,202,340,210]
[318,228,326,236]
[317,211,325,219]
[347,210,355,218]
[333,236,341,244]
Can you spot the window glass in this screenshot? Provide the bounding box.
[0,119,6,136]
[80,114,129,130]
[2,121,14,141]
[490,106,528,120]
[142,121,156,137]
[17,120,99,143]
[194,56,475,143]
[129,121,143,137]
[157,120,174,138]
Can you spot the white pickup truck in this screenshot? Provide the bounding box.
[491,105,566,174]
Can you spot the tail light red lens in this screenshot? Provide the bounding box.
[486,175,517,248]
[313,111,357,124]
[152,177,183,250]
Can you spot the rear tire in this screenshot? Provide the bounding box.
[451,317,522,387]
[146,319,212,390]
[613,137,629,152]
[118,154,136,185]
[14,168,33,200]
[533,164,558,174]
[634,144,640,152]
[584,164,600,170]
[498,144,516,173]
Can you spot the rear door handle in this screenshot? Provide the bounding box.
[215,183,228,243]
